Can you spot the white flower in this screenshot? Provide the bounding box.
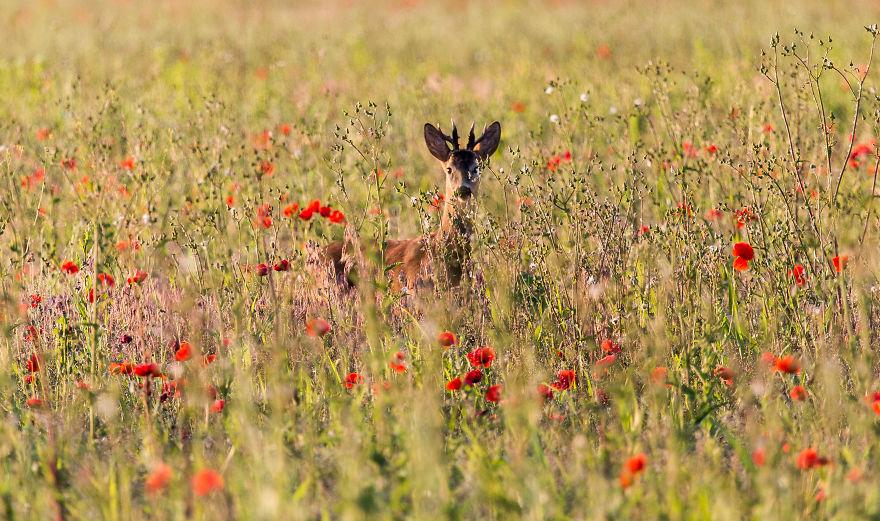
[549,114,560,124]
[634,98,643,106]
[609,106,618,115]
[545,86,555,94]
[579,93,589,102]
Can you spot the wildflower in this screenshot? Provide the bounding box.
[595,354,617,369]
[537,383,554,401]
[551,369,576,391]
[97,273,115,287]
[225,195,235,207]
[273,259,290,272]
[437,331,457,347]
[260,161,275,176]
[734,208,758,229]
[762,123,774,133]
[36,127,51,140]
[773,355,801,375]
[202,354,217,366]
[790,385,807,401]
[255,263,270,276]
[796,448,830,470]
[600,339,621,355]
[596,44,612,59]
[120,156,136,170]
[29,294,42,308]
[389,352,407,374]
[344,372,364,389]
[705,208,724,221]
[120,334,133,344]
[26,397,45,408]
[467,346,496,368]
[61,261,79,275]
[146,463,173,495]
[511,101,526,113]
[620,453,647,489]
[305,318,331,337]
[175,342,193,362]
[713,365,734,386]
[446,377,463,391]
[319,206,332,218]
[127,270,148,284]
[832,255,849,272]
[278,123,292,135]
[682,141,698,158]
[283,203,299,217]
[789,264,807,286]
[25,353,41,373]
[134,363,162,378]
[61,158,77,170]
[485,384,502,403]
[328,210,345,224]
[651,366,668,385]
[210,399,225,413]
[109,362,134,375]
[464,369,483,386]
[732,242,754,271]
[752,448,766,467]
[191,469,224,497]
[705,144,718,154]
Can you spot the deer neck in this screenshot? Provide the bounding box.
[439,202,473,243]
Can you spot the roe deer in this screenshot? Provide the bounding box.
[322,120,501,290]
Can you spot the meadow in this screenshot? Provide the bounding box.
[4,0,880,519]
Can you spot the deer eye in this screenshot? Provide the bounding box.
[446,167,453,175]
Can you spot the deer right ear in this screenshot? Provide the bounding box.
[424,123,451,162]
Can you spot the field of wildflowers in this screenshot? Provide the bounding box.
[5,0,880,519]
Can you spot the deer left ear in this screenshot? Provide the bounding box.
[473,121,501,160]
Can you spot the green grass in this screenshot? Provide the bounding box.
[3,0,880,519]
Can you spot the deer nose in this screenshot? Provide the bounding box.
[454,186,472,199]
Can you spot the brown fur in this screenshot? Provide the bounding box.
[320,120,501,291]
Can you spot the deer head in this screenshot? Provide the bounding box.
[424,120,501,202]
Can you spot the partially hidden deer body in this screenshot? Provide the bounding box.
[322,120,501,290]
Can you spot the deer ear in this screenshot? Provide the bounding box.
[424,123,451,162]
[474,121,501,160]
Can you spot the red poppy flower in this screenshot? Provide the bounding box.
[752,448,766,466]
[789,264,806,286]
[430,193,445,210]
[389,351,407,374]
[705,144,718,154]
[795,448,830,470]
[773,355,800,375]
[210,399,225,413]
[466,346,496,368]
[26,397,45,408]
[732,242,754,271]
[446,377,463,391]
[36,127,50,141]
[328,210,345,224]
[191,469,224,496]
[620,453,647,489]
[283,203,299,217]
[127,270,148,284]
[704,208,723,221]
[595,354,617,369]
[120,156,136,170]
[650,366,668,385]
[682,141,697,158]
[61,261,79,275]
[305,318,331,337]
[485,384,502,403]
[25,353,41,373]
[551,369,576,391]
[463,369,483,386]
[175,341,193,362]
[833,255,848,272]
[437,331,457,347]
[510,101,526,113]
[145,463,173,495]
[273,259,290,272]
[344,372,364,389]
[713,365,734,386]
[319,206,333,218]
[97,273,115,287]
[600,339,621,354]
[298,208,314,221]
[29,294,42,308]
[75,380,91,390]
[260,161,275,176]
[202,354,217,366]
[789,385,807,401]
[225,195,235,208]
[134,363,162,378]
[109,362,134,375]
[61,158,77,170]
[537,383,554,401]
[278,123,292,135]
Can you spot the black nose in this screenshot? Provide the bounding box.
[454,186,472,199]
